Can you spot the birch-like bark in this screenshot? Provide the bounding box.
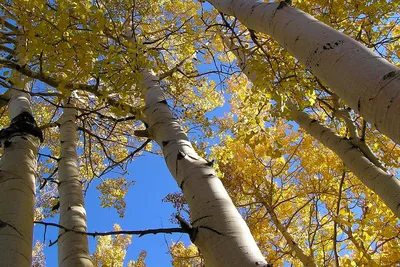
[207,0,400,144]
[221,34,400,218]
[57,104,93,267]
[292,107,400,218]
[140,70,269,267]
[0,88,39,267]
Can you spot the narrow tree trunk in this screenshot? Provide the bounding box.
[267,206,316,267]
[292,107,400,218]
[208,0,400,144]
[58,103,93,267]
[0,87,40,267]
[140,70,270,267]
[221,34,400,218]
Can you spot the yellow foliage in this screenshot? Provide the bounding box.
[91,224,133,267]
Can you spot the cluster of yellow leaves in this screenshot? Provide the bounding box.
[0,0,398,265]
[128,251,147,267]
[204,116,400,266]
[91,224,132,267]
[91,224,148,267]
[170,242,204,267]
[96,177,134,218]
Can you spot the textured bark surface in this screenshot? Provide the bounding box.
[58,104,93,267]
[141,70,269,267]
[0,88,39,267]
[208,0,400,144]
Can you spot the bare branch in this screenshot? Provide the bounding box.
[34,221,188,237]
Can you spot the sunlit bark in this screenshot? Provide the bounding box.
[208,0,400,144]
[140,70,270,267]
[57,103,93,267]
[221,34,400,218]
[291,107,400,218]
[0,86,39,267]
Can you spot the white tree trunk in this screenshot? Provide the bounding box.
[221,34,400,218]
[208,0,400,144]
[141,70,270,267]
[57,104,93,267]
[0,87,39,267]
[291,107,400,218]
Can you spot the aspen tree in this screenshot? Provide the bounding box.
[57,102,93,267]
[206,0,400,144]
[0,85,41,267]
[222,34,400,218]
[138,70,269,267]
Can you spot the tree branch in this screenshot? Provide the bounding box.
[34,220,188,237]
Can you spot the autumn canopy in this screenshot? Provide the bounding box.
[0,0,399,266]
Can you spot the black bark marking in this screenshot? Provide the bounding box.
[157,99,168,105]
[250,3,263,14]
[277,1,287,9]
[309,40,345,67]
[202,173,215,179]
[192,215,211,225]
[179,178,186,189]
[198,225,225,236]
[161,140,170,147]
[382,71,396,80]
[322,40,344,50]
[357,99,361,112]
[175,150,186,177]
[387,97,394,108]
[204,159,215,166]
[0,111,44,143]
[177,150,186,160]
[3,140,12,147]
[0,219,23,236]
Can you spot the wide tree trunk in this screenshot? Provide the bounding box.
[140,70,270,267]
[207,0,400,144]
[57,103,93,267]
[221,34,400,218]
[0,87,40,267]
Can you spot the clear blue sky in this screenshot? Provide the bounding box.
[34,151,192,266]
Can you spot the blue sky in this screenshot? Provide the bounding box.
[33,95,232,266]
[34,150,193,266]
